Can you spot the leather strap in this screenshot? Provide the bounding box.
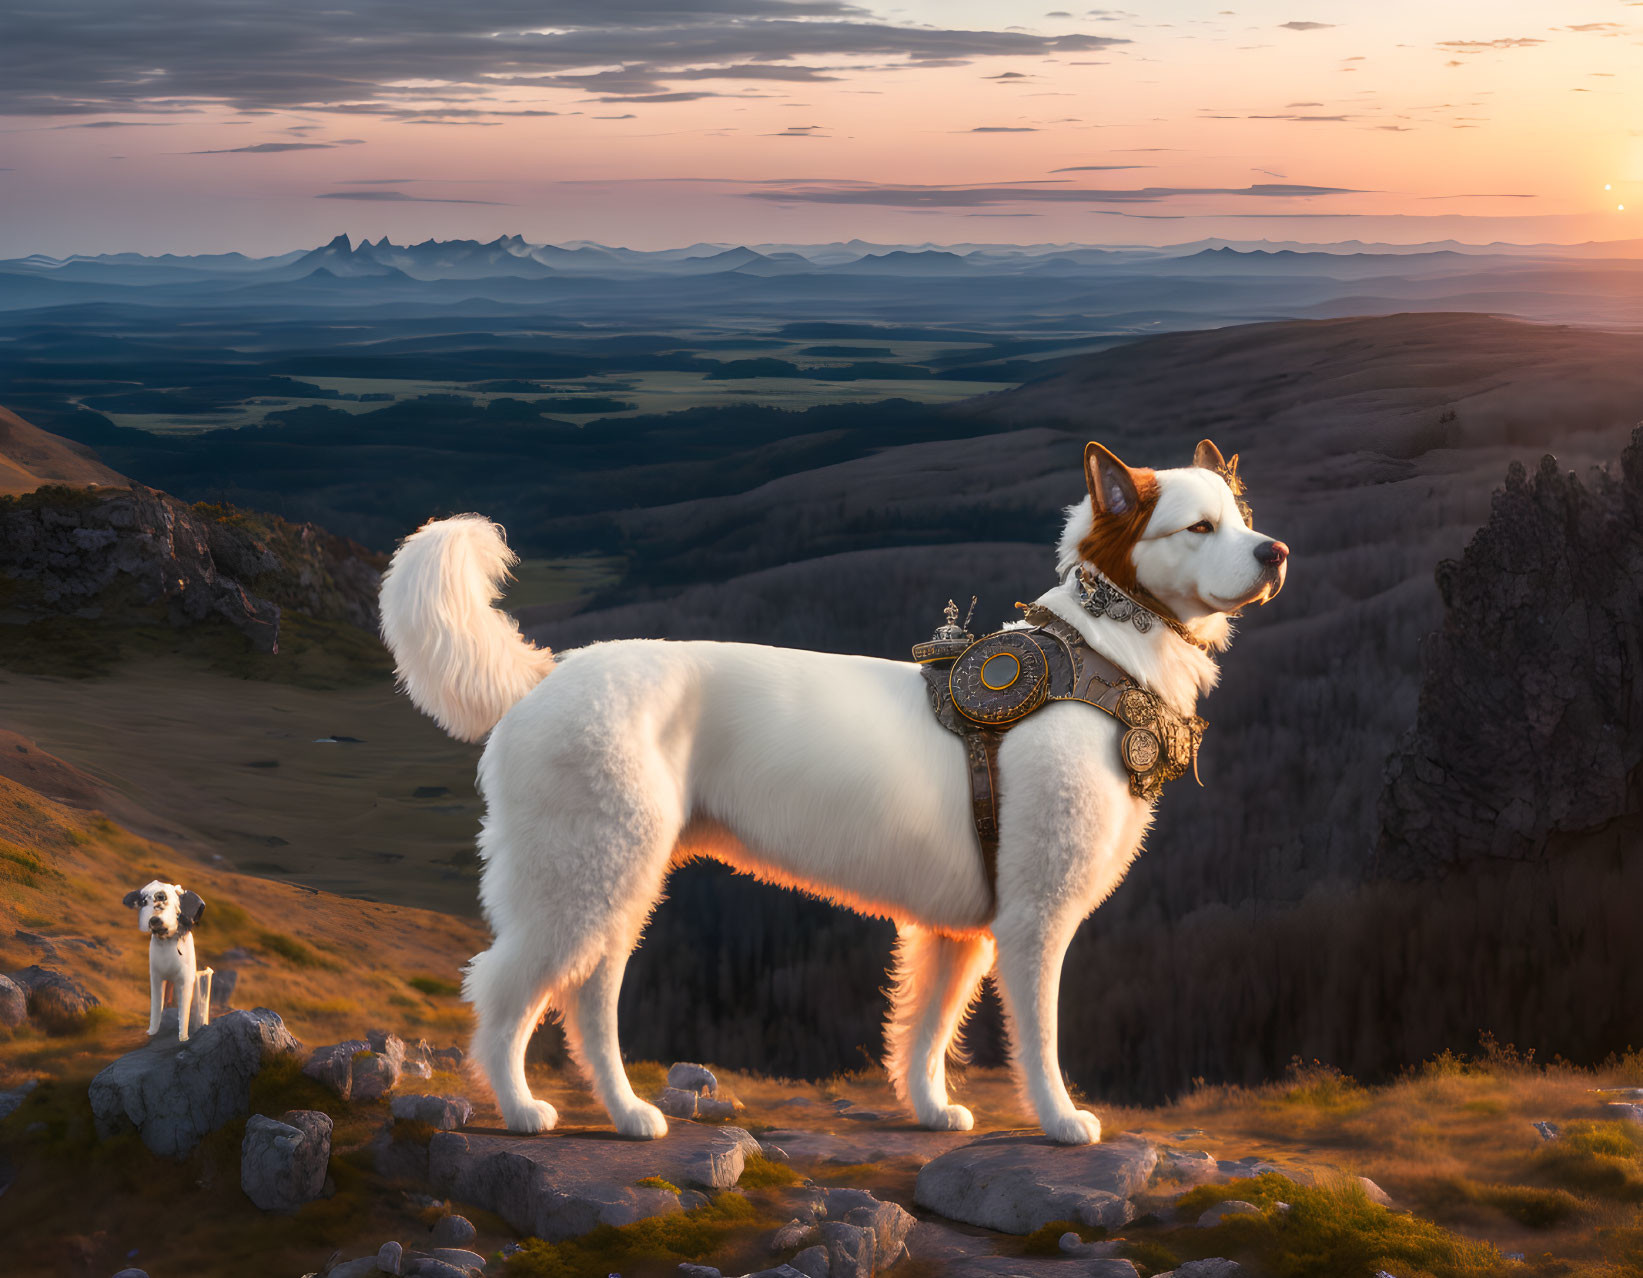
[964,730,1003,908]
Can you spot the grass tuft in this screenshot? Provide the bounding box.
[409,974,461,997]
[736,1152,803,1190]
[498,1192,770,1278]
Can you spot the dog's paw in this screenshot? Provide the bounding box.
[614,1101,669,1141]
[1044,1109,1102,1146]
[502,1097,559,1135]
[177,1031,190,1043]
[146,1026,161,1037]
[919,1103,975,1132]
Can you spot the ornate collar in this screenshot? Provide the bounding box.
[1073,568,1214,654]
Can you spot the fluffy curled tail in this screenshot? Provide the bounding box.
[378,515,555,742]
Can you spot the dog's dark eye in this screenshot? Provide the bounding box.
[1187,520,1214,534]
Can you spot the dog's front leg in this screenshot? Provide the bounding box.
[175,964,194,1042]
[147,964,164,1036]
[993,904,1101,1145]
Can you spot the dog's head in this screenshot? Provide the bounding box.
[1059,439,1288,644]
[122,879,206,940]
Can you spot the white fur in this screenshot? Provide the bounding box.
[379,458,1285,1143]
[127,879,206,1043]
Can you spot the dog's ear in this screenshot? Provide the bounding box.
[180,890,206,928]
[1085,442,1143,517]
[123,890,142,909]
[1193,439,1227,472]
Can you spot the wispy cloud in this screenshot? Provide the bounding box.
[744,179,1362,206]
[314,190,506,204]
[189,141,340,153]
[969,126,1038,132]
[1438,37,1544,51]
[1050,164,1149,172]
[1279,21,1335,31]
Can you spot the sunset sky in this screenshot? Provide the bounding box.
[1,0,1639,256]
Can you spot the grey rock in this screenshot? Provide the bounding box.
[1197,1200,1261,1227]
[787,1246,830,1278]
[749,1268,811,1278]
[840,1198,914,1264]
[6,964,99,1031]
[430,1214,477,1247]
[0,974,26,1028]
[1156,1148,1219,1184]
[426,1124,762,1241]
[425,1248,485,1271]
[403,1060,433,1080]
[378,1240,404,1274]
[1215,1155,1284,1179]
[0,1078,39,1119]
[1534,1121,1561,1141]
[304,1038,402,1102]
[815,1220,874,1278]
[1060,1233,1125,1257]
[392,1093,474,1131]
[914,1130,1157,1234]
[657,1086,700,1119]
[668,1062,719,1096]
[329,1259,384,1278]
[759,1126,972,1167]
[1609,1102,1643,1125]
[698,1096,741,1121]
[241,1109,332,1211]
[1173,1261,1247,1277]
[770,1219,816,1251]
[110,1270,151,1278]
[760,1142,791,1163]
[1357,1176,1393,1206]
[401,1260,472,1278]
[676,1266,722,1278]
[89,1007,302,1158]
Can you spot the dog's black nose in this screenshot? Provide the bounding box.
[149,918,165,932]
[1255,539,1289,566]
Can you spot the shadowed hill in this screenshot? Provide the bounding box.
[0,403,126,496]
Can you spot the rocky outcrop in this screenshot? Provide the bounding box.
[0,973,29,1029]
[391,1093,474,1131]
[304,1032,403,1101]
[1377,427,1643,877]
[0,483,384,652]
[4,964,99,1032]
[425,1123,760,1241]
[241,1109,332,1211]
[913,1131,1157,1235]
[89,1007,303,1157]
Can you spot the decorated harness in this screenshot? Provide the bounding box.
[914,591,1206,908]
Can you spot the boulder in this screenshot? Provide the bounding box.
[668,1062,719,1096]
[89,1007,302,1158]
[401,1259,473,1278]
[0,1078,38,1120]
[1357,1176,1393,1206]
[6,965,98,1031]
[913,1130,1157,1234]
[788,1250,829,1278]
[379,1240,404,1273]
[392,1093,473,1131]
[841,1197,914,1265]
[424,1248,485,1270]
[328,1260,382,1278]
[658,1087,701,1120]
[426,1124,761,1241]
[816,1220,875,1278]
[430,1214,477,1248]
[241,1109,332,1211]
[1197,1200,1262,1227]
[1171,1261,1248,1277]
[304,1037,402,1101]
[0,974,27,1028]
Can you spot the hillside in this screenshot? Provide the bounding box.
[0,403,126,496]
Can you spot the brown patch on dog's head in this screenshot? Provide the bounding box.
[1078,441,1160,593]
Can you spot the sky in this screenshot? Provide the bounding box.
[0,0,1639,256]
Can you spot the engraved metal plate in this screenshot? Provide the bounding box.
[1120,727,1161,773]
[951,631,1049,726]
[1116,687,1157,727]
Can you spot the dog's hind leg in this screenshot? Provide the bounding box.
[884,925,995,1132]
[465,938,561,1134]
[175,969,194,1043]
[562,943,669,1140]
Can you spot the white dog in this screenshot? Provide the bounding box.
[123,879,208,1042]
[379,439,1287,1144]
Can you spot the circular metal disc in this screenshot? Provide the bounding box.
[951,632,1049,725]
[1121,727,1161,773]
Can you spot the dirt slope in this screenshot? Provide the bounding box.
[0,403,127,496]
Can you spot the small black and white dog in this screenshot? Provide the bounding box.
[123,879,209,1042]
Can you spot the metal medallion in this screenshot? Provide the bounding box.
[1116,687,1156,727]
[1120,726,1161,774]
[950,631,1049,726]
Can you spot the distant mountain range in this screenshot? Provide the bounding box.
[5,231,1643,333]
